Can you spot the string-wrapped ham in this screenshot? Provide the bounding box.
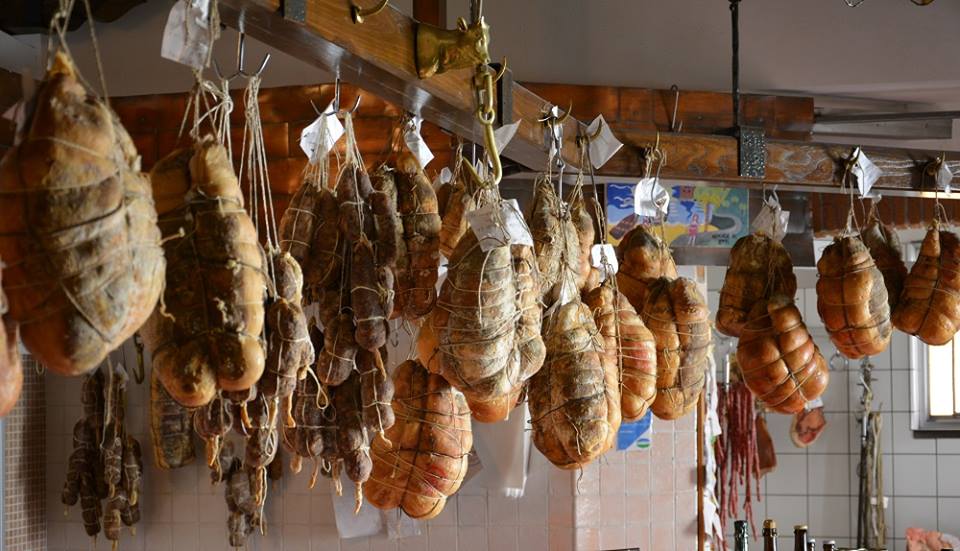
[0,52,164,375]
[737,295,829,414]
[861,217,907,311]
[0,268,22,417]
[816,235,892,358]
[150,367,195,469]
[716,234,796,337]
[892,223,960,345]
[528,178,580,301]
[395,154,441,319]
[143,137,267,407]
[584,281,658,422]
[637,277,711,420]
[529,300,619,468]
[616,225,677,308]
[365,360,471,519]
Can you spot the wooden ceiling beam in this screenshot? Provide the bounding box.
[600,129,960,194]
[218,1,954,195]
[217,0,582,172]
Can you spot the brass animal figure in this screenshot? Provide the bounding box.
[415,16,490,79]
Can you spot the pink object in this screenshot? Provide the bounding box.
[906,527,960,551]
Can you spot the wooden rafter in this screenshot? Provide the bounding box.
[218,0,957,195]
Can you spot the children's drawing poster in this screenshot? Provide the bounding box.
[605,183,749,249]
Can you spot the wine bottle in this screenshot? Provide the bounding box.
[822,541,837,551]
[763,519,778,551]
[806,538,815,551]
[793,525,809,551]
[734,520,749,551]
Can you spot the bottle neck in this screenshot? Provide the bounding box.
[793,529,808,551]
[763,529,778,551]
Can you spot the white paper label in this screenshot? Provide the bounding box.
[588,115,623,169]
[851,147,882,197]
[938,162,954,193]
[494,121,521,154]
[160,0,212,70]
[805,397,824,410]
[433,166,453,190]
[299,102,344,162]
[590,244,618,281]
[404,116,434,168]
[543,105,563,161]
[466,199,533,252]
[751,198,790,242]
[633,177,670,218]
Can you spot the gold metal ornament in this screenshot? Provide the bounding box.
[415,16,491,79]
[350,0,390,24]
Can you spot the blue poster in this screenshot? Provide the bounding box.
[616,410,653,451]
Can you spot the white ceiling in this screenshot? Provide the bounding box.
[3,0,960,107]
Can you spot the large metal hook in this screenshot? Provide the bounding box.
[350,0,390,23]
[576,119,604,149]
[214,24,271,81]
[313,72,362,118]
[668,84,683,133]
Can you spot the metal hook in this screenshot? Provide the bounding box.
[214,28,271,81]
[668,84,682,133]
[314,73,363,118]
[350,0,390,23]
[493,58,508,82]
[829,349,849,371]
[576,119,604,149]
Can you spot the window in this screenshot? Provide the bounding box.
[911,336,960,432]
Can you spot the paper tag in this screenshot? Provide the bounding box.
[433,167,453,190]
[633,177,670,217]
[299,102,344,162]
[404,116,434,168]
[938,162,954,193]
[466,199,533,252]
[332,472,383,538]
[160,0,212,70]
[590,244,618,281]
[494,121,521,154]
[587,115,623,169]
[543,105,563,160]
[850,147,882,197]
[751,198,790,242]
[805,397,824,410]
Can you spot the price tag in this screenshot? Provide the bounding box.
[299,102,344,162]
[160,0,212,70]
[938,162,954,193]
[404,116,434,168]
[433,166,453,190]
[751,197,790,242]
[591,244,618,281]
[850,147,882,197]
[466,199,533,252]
[587,115,623,169]
[633,177,670,217]
[494,121,521,154]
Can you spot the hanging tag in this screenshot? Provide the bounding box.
[494,120,521,154]
[590,244,618,281]
[543,106,563,160]
[299,102,344,163]
[850,147,882,197]
[633,177,670,218]
[404,116,434,168]
[751,197,790,242]
[805,397,824,410]
[587,115,623,169]
[466,199,533,252]
[937,162,953,193]
[433,166,453,190]
[160,0,212,70]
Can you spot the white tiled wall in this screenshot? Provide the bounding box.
[710,282,960,550]
[43,340,700,551]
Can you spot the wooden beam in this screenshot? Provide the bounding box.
[217,0,580,171]
[601,129,959,194]
[412,0,446,27]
